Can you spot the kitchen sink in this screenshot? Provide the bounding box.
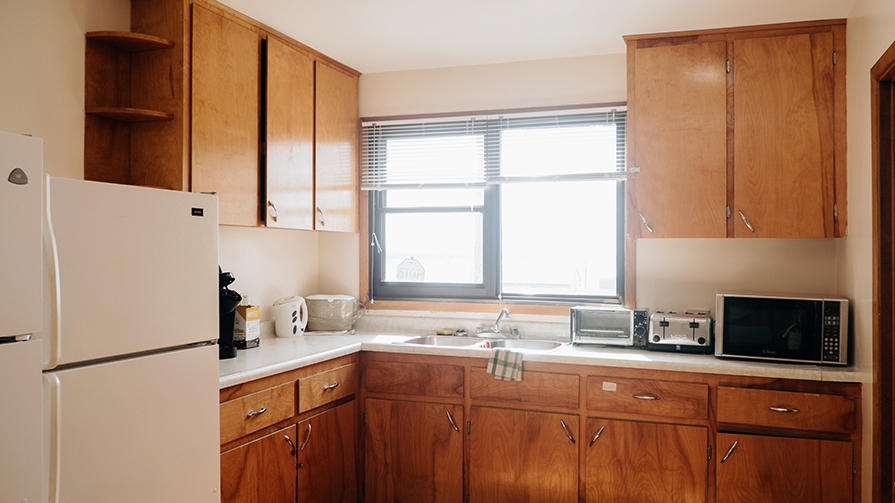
[397,336,566,352]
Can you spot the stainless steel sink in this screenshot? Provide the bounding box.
[397,336,566,352]
[490,339,565,351]
[399,336,490,347]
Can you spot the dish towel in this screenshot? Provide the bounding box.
[486,348,524,381]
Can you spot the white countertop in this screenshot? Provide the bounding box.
[218,332,864,389]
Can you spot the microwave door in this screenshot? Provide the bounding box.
[723,298,822,362]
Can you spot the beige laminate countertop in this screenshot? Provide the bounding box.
[218,332,864,389]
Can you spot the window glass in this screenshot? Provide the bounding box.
[383,212,484,284]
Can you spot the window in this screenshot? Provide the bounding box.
[362,106,626,304]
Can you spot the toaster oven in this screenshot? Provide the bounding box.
[571,306,649,347]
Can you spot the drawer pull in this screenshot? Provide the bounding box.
[768,406,800,413]
[284,434,296,457]
[446,410,460,432]
[247,407,267,417]
[633,394,661,401]
[560,419,576,444]
[589,425,606,447]
[720,440,738,463]
[300,423,312,451]
[323,382,340,391]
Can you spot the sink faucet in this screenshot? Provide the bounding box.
[476,308,517,338]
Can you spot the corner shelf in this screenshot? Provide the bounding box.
[86,107,173,122]
[86,31,174,52]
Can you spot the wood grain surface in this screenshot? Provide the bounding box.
[364,360,464,398]
[298,362,357,413]
[469,367,579,408]
[717,386,855,434]
[296,401,357,503]
[221,424,297,503]
[586,376,709,420]
[220,382,295,445]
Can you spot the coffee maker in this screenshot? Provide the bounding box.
[218,267,241,359]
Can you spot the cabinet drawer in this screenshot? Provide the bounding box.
[470,367,579,409]
[717,386,855,434]
[220,382,295,444]
[364,360,463,398]
[586,377,708,420]
[298,363,358,413]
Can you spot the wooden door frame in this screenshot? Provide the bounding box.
[872,39,895,503]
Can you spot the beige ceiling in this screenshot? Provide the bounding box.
[217,0,856,74]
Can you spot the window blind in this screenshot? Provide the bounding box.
[360,106,626,190]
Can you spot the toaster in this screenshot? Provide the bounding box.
[647,310,713,354]
[571,306,649,347]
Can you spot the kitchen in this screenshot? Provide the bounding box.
[0,0,889,501]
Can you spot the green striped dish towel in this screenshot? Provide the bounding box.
[486,348,523,381]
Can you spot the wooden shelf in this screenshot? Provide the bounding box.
[86,31,173,52]
[86,107,173,122]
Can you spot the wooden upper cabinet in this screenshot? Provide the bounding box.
[191,4,261,227]
[315,62,359,232]
[732,33,835,238]
[266,36,315,230]
[628,40,728,238]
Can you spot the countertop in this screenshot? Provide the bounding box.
[218,332,864,389]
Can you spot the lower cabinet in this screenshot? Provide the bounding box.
[221,424,297,503]
[468,406,578,503]
[715,433,852,503]
[585,418,708,503]
[364,398,464,503]
[296,401,357,503]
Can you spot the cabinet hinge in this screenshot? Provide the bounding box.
[628,166,641,174]
[363,412,366,426]
[467,421,471,435]
[833,51,838,66]
[466,494,470,503]
[726,206,731,219]
[834,203,839,220]
[707,444,713,460]
[363,481,366,496]
[853,460,857,476]
[726,60,730,73]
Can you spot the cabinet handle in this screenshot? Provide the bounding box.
[633,395,660,401]
[560,419,576,444]
[316,207,326,226]
[720,440,738,463]
[588,425,606,447]
[638,212,654,234]
[300,423,312,451]
[738,211,755,233]
[247,407,267,417]
[446,410,460,432]
[268,201,278,221]
[768,406,800,413]
[323,382,340,391]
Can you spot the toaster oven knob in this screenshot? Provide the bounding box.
[653,335,660,342]
[697,337,706,345]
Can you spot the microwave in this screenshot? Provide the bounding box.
[715,292,848,365]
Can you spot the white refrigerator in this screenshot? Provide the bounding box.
[0,131,221,503]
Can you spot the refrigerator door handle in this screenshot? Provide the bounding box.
[45,175,62,369]
[45,372,62,503]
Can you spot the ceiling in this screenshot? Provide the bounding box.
[217,0,856,74]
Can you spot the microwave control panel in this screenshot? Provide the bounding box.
[822,302,842,362]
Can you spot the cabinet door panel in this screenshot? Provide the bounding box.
[364,398,463,503]
[716,433,852,503]
[469,406,577,503]
[585,418,707,503]
[192,4,261,226]
[267,37,314,230]
[629,41,728,238]
[221,424,297,503]
[733,33,835,238]
[297,401,356,503]
[315,62,358,232]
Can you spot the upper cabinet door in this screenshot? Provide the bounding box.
[733,33,835,238]
[315,62,359,233]
[266,37,315,230]
[628,40,728,238]
[191,5,261,227]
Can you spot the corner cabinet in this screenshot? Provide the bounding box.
[626,20,846,238]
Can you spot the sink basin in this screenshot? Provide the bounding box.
[490,340,565,351]
[399,336,490,347]
[397,336,566,352]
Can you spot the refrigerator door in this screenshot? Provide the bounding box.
[43,177,219,368]
[44,344,220,503]
[0,132,43,339]
[0,340,43,502]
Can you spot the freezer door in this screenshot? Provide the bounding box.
[0,132,43,339]
[43,176,219,368]
[44,344,220,503]
[0,340,43,502]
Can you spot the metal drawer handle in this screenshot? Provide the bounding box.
[300,423,311,451]
[638,212,654,234]
[633,395,660,401]
[720,440,738,463]
[738,211,755,233]
[589,425,606,447]
[247,407,267,417]
[284,434,296,457]
[316,207,326,226]
[768,406,800,413]
[323,382,340,391]
[560,419,576,444]
[446,410,460,432]
[268,201,278,220]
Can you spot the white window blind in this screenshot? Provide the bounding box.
[361,107,626,190]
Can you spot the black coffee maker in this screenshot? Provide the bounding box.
[218,267,241,360]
